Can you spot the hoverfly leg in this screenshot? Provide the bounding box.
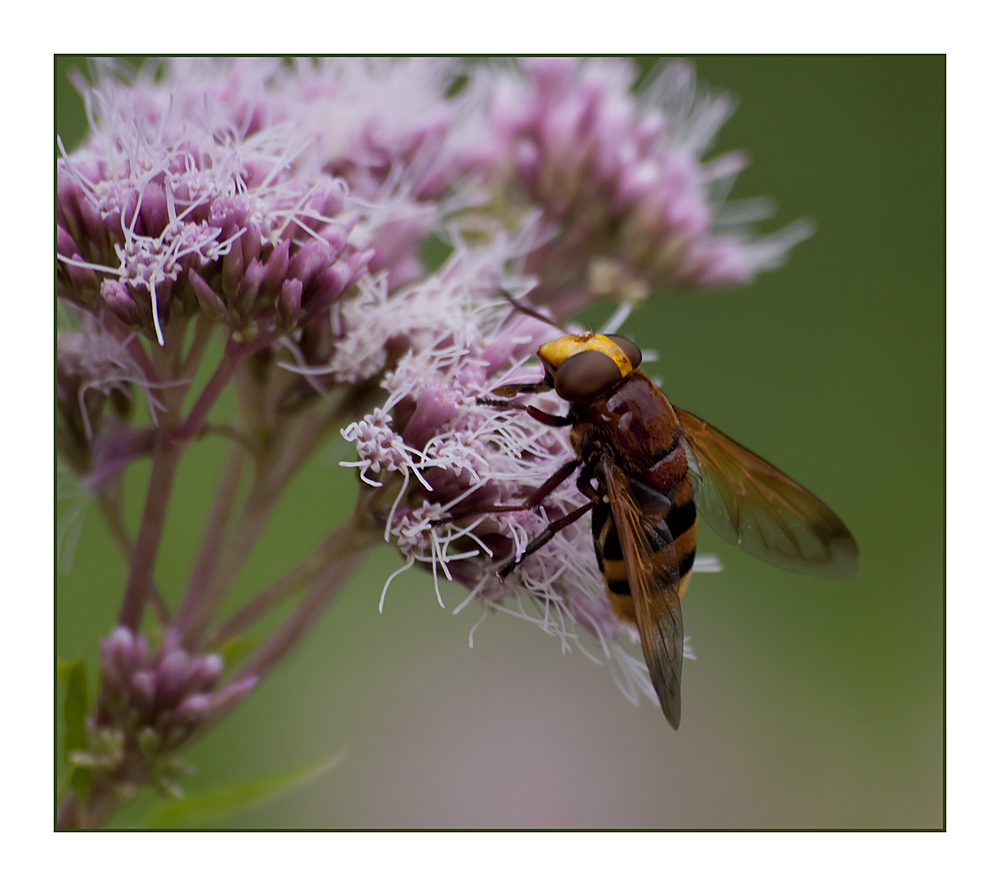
[476,397,574,428]
[575,469,600,501]
[517,457,583,507]
[496,464,603,580]
[486,381,553,398]
[432,458,581,524]
[496,498,598,582]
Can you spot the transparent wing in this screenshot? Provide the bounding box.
[675,408,859,580]
[602,455,685,730]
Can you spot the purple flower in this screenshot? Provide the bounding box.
[286,58,465,200]
[279,57,484,290]
[469,57,812,314]
[95,626,248,747]
[56,60,371,348]
[72,626,257,797]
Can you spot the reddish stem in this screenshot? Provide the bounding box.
[117,435,183,631]
[211,524,362,645]
[173,444,247,639]
[174,348,238,442]
[238,544,371,685]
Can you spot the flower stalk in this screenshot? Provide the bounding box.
[117,435,183,631]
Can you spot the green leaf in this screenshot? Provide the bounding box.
[147,745,348,828]
[57,657,92,799]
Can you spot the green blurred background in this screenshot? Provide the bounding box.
[55,56,943,828]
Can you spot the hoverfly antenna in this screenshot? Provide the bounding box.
[498,290,572,336]
[599,301,633,337]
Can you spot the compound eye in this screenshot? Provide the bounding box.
[554,350,624,402]
[605,335,642,370]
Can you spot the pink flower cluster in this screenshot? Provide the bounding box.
[56,59,803,818]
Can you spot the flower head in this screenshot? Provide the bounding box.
[75,626,257,798]
[469,57,812,313]
[56,60,371,348]
[279,57,485,290]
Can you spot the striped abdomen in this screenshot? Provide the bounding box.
[592,460,698,624]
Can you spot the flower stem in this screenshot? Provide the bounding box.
[178,313,215,381]
[174,347,238,442]
[177,389,358,647]
[178,483,276,648]
[173,443,248,641]
[56,775,120,830]
[117,435,183,631]
[210,524,363,645]
[97,494,172,626]
[235,521,377,685]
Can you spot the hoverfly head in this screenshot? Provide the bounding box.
[539,333,642,402]
[495,290,642,401]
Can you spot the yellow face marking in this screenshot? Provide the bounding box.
[538,334,634,378]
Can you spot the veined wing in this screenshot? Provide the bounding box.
[601,454,685,730]
[676,408,859,580]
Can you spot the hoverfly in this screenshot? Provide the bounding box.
[448,301,859,729]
